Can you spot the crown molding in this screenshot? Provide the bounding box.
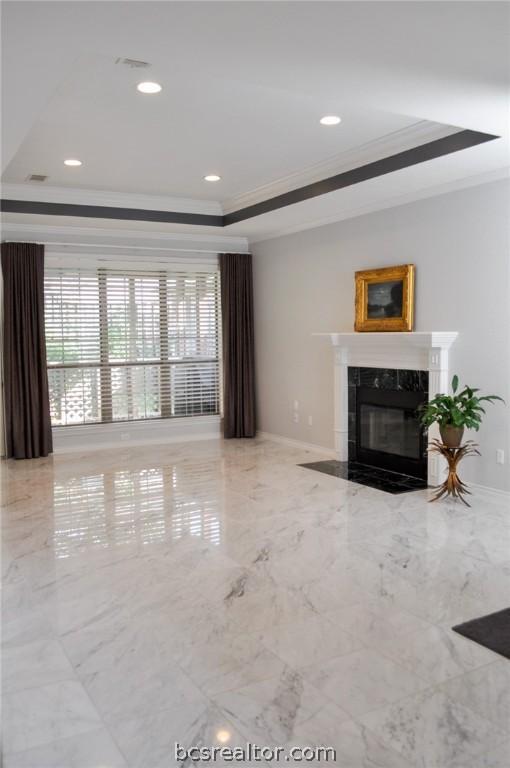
[0,183,223,217]
[0,221,249,254]
[247,166,510,244]
[222,121,459,215]
[2,126,500,236]
[0,123,456,220]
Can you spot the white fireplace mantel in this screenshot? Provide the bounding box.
[313,331,459,485]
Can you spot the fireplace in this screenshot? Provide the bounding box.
[348,367,428,481]
[311,331,458,489]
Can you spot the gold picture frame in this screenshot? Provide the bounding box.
[355,264,415,332]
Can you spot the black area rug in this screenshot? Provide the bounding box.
[453,608,510,659]
[299,460,427,494]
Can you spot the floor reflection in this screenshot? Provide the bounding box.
[53,463,223,557]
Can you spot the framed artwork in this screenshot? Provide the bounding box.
[354,264,415,332]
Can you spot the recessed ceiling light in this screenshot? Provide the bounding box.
[64,158,82,167]
[137,81,162,94]
[320,115,342,126]
[204,174,221,182]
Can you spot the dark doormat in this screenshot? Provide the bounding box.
[452,608,510,659]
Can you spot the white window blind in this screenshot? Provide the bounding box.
[44,267,221,426]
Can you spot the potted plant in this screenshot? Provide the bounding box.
[420,375,504,448]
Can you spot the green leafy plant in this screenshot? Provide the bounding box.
[419,375,504,431]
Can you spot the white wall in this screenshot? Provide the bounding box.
[252,179,510,492]
[52,416,221,454]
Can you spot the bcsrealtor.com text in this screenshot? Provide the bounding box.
[175,743,337,763]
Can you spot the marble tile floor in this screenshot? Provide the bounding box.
[2,436,510,768]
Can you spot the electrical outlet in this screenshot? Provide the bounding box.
[293,400,299,411]
[308,415,313,426]
[496,449,505,464]
[293,412,299,423]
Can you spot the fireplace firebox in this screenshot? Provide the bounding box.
[348,367,428,481]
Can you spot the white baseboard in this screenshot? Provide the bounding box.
[52,415,221,454]
[257,430,337,458]
[468,482,510,500]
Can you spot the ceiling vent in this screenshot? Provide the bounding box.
[115,57,151,69]
[26,174,48,182]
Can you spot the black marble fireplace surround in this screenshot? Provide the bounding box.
[348,366,429,481]
[301,366,429,494]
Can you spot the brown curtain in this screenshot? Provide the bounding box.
[219,253,255,438]
[1,242,53,459]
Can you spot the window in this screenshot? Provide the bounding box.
[45,267,221,426]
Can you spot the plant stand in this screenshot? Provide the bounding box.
[428,439,480,507]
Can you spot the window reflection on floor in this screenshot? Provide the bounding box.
[53,463,222,558]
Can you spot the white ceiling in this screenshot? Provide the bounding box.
[2,52,423,200]
[1,1,509,244]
